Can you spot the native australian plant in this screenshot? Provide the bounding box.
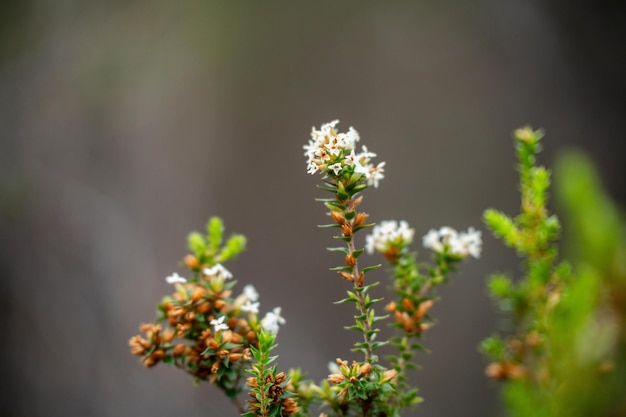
[481,128,626,416]
[130,120,481,417]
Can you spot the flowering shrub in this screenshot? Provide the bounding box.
[130,120,481,417]
[130,121,626,417]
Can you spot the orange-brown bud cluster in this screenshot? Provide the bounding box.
[128,323,169,368]
[131,276,259,386]
[485,361,526,380]
[247,373,301,416]
[387,299,434,335]
[328,358,374,387]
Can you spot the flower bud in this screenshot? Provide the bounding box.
[358,363,372,376]
[172,344,186,356]
[191,286,206,303]
[184,254,200,269]
[330,211,346,225]
[196,301,211,314]
[353,212,368,227]
[382,369,398,382]
[161,328,175,343]
[327,374,345,384]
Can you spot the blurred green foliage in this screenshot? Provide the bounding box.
[484,133,626,416]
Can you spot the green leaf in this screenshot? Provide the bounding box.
[361,264,382,274]
[218,234,247,262]
[207,217,224,251]
[187,232,206,257]
[484,209,519,247]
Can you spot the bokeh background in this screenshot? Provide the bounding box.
[1,1,625,416]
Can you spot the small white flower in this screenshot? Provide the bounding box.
[243,284,259,301]
[307,161,319,175]
[422,229,442,252]
[241,300,260,314]
[354,161,370,175]
[366,162,385,188]
[457,227,482,259]
[343,149,357,166]
[261,307,286,335]
[165,272,187,284]
[366,220,415,254]
[204,263,233,280]
[328,163,343,176]
[422,226,482,259]
[210,315,229,333]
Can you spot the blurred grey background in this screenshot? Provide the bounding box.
[1,1,625,416]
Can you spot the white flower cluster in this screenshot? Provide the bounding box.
[422,226,482,259]
[304,120,386,187]
[365,220,415,254]
[240,284,260,314]
[261,307,286,335]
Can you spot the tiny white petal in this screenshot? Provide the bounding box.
[166,273,187,284]
[210,315,229,333]
[204,264,233,280]
[242,300,260,314]
[243,284,259,301]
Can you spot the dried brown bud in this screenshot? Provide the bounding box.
[161,328,175,343]
[485,362,504,379]
[275,372,287,384]
[402,298,415,311]
[416,299,434,319]
[211,361,220,373]
[230,332,243,344]
[330,211,346,225]
[382,369,398,382]
[191,286,206,303]
[214,299,226,310]
[356,272,365,287]
[353,212,368,227]
[281,397,301,416]
[352,196,364,208]
[383,246,400,263]
[152,349,165,360]
[128,336,147,355]
[229,353,242,362]
[526,331,541,348]
[184,311,196,322]
[338,271,354,282]
[227,317,239,329]
[207,338,220,351]
[218,349,229,359]
[345,253,356,267]
[506,363,526,379]
[142,356,156,368]
[246,377,259,388]
[385,301,397,312]
[170,306,185,318]
[327,373,345,384]
[341,224,353,237]
[184,254,200,269]
[196,301,211,314]
[358,363,372,376]
[172,344,186,356]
